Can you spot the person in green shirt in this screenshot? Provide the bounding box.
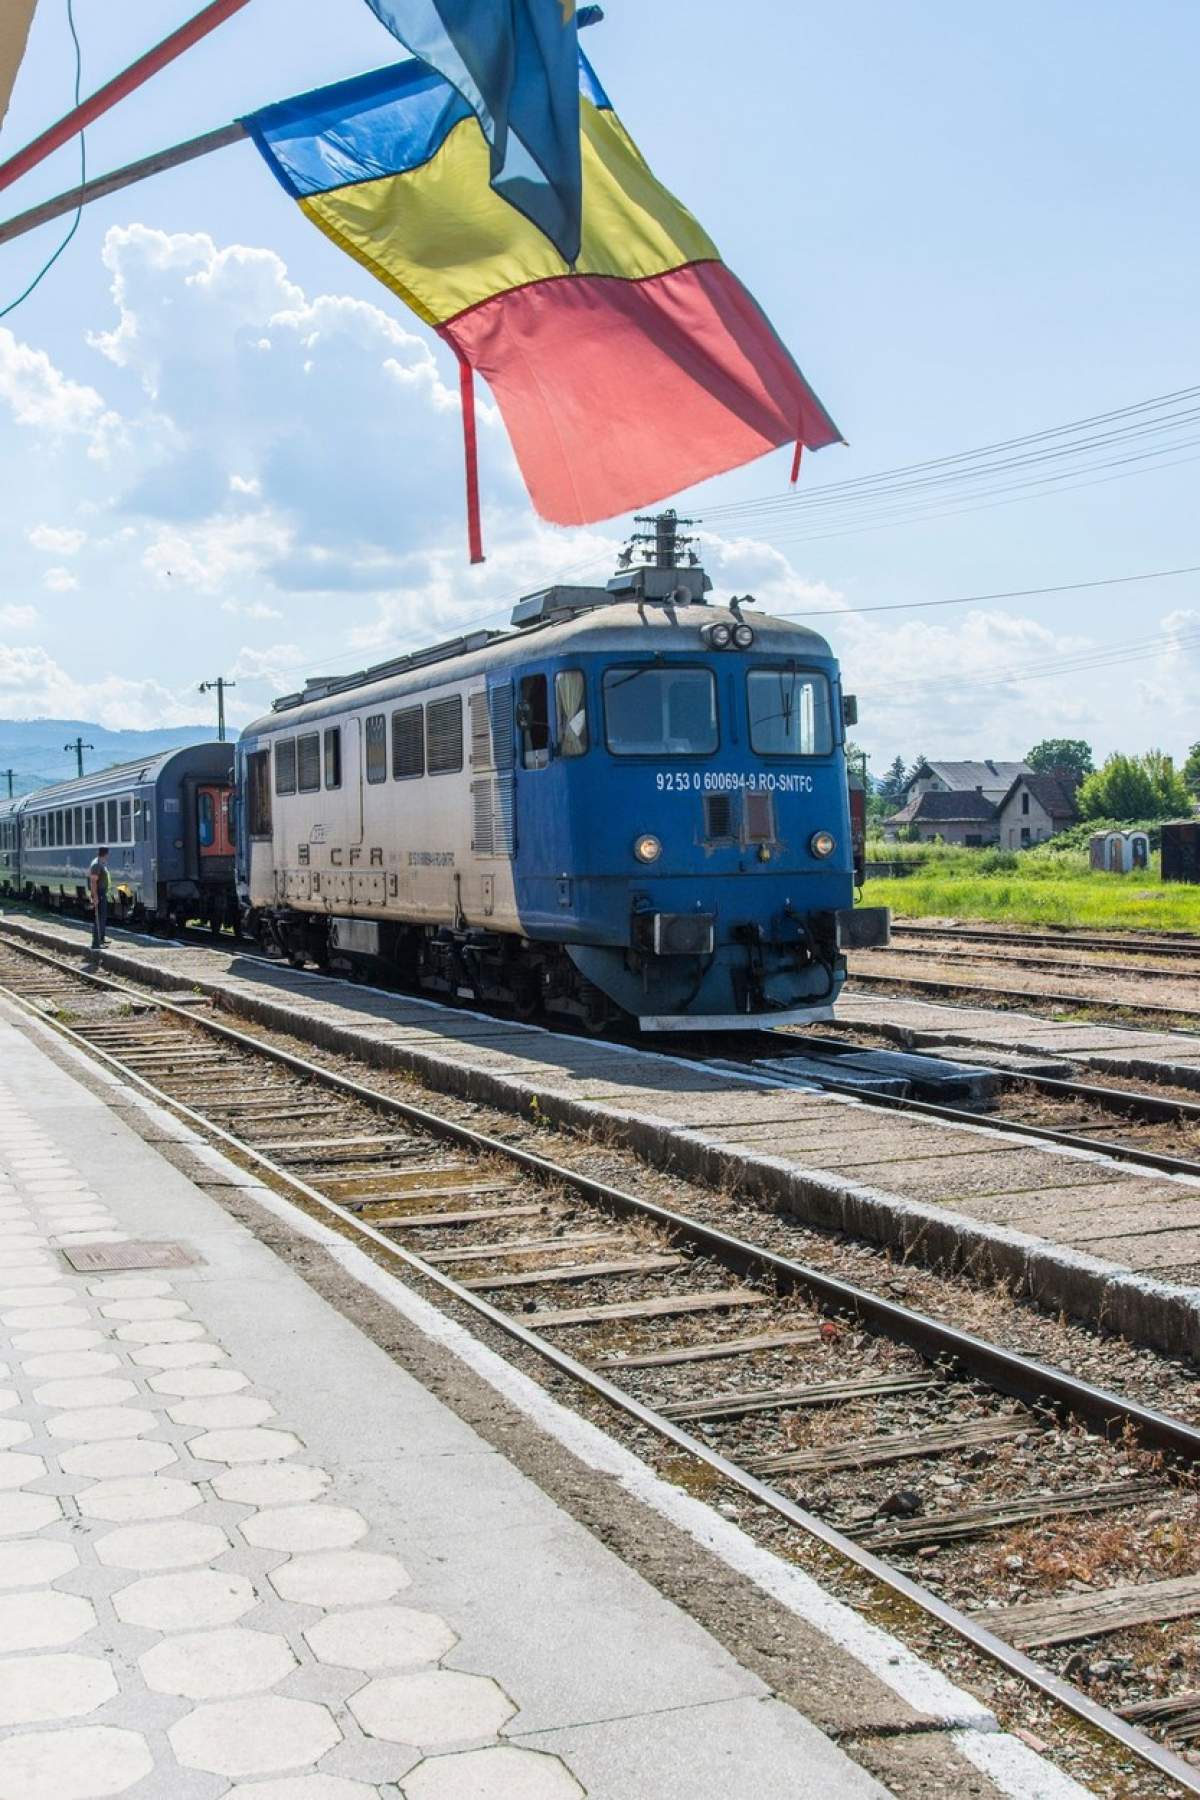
[88,847,111,948]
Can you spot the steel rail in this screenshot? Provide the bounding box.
[849,967,1200,1027]
[892,922,1200,960]
[878,943,1198,984]
[0,946,1196,1790]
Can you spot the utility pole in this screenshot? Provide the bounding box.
[198,677,236,743]
[64,738,93,778]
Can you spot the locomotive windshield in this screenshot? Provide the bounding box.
[747,667,833,757]
[603,666,718,756]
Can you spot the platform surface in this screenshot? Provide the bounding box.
[0,1006,904,1800]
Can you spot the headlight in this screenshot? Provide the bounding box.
[705,622,732,649]
[732,622,755,648]
[810,830,836,858]
[633,833,662,864]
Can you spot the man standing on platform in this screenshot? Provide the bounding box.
[88,846,111,948]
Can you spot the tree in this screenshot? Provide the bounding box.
[1026,738,1094,784]
[1077,750,1191,821]
[1184,742,1200,802]
[876,755,909,812]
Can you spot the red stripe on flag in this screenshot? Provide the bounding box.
[445,261,840,527]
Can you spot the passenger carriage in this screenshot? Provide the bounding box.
[237,539,888,1030]
[0,746,236,934]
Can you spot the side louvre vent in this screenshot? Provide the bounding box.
[469,690,493,770]
[704,794,736,840]
[489,682,515,772]
[471,777,516,857]
[743,791,775,843]
[426,696,463,774]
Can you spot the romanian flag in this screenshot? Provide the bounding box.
[245,54,840,553]
[361,0,586,264]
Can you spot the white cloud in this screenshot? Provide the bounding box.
[141,511,292,592]
[0,604,37,630]
[229,474,261,496]
[221,598,283,621]
[228,643,307,687]
[0,644,208,730]
[42,568,79,593]
[28,524,87,555]
[0,329,120,455]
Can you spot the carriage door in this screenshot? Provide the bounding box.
[345,717,364,846]
[470,683,515,918]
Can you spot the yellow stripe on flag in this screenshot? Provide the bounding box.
[301,97,719,328]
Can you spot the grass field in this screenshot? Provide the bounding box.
[862,844,1200,932]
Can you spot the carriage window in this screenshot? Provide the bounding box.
[392,706,424,779]
[603,666,717,756]
[107,800,118,841]
[120,799,131,843]
[64,809,74,847]
[274,739,297,795]
[747,669,833,757]
[248,752,272,836]
[198,792,215,848]
[55,812,64,847]
[365,714,387,784]
[555,670,588,757]
[323,727,341,790]
[297,733,321,793]
[426,696,463,775]
[83,806,94,844]
[518,675,550,770]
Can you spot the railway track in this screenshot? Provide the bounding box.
[3,934,1200,1792]
[847,962,1200,1025]
[892,922,1200,962]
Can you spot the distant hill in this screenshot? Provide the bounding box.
[0,719,216,797]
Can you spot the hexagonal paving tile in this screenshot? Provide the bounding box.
[14,1328,102,1354]
[113,1568,257,1631]
[78,1476,203,1523]
[0,1286,78,1309]
[100,1298,189,1321]
[169,1395,276,1429]
[169,1695,341,1777]
[2,1305,89,1330]
[0,1450,46,1489]
[148,1366,249,1398]
[304,1606,457,1673]
[45,1407,157,1443]
[86,1277,173,1298]
[349,1670,515,1747]
[241,1505,367,1553]
[0,1492,62,1534]
[128,1341,226,1368]
[0,1724,153,1800]
[401,1746,585,1800]
[0,1538,78,1589]
[269,1551,410,1608]
[33,1377,138,1409]
[140,1626,296,1699]
[0,1263,67,1287]
[212,1463,330,1507]
[187,1427,304,1464]
[114,1319,206,1345]
[0,1419,32,1448]
[95,1520,229,1571]
[0,1589,96,1652]
[227,1779,378,1800]
[59,1440,176,1479]
[23,1351,121,1379]
[0,1652,118,1726]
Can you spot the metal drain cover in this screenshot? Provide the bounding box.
[61,1241,201,1272]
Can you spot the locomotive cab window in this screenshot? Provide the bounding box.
[323,727,342,790]
[247,752,272,837]
[747,668,833,757]
[518,675,550,769]
[555,670,588,756]
[603,665,717,756]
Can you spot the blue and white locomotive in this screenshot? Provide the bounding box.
[0,745,236,934]
[236,525,888,1030]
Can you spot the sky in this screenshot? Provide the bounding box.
[1,0,1197,783]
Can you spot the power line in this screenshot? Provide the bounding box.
[773,560,1200,621]
[0,0,85,320]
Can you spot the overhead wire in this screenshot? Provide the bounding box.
[0,0,85,320]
